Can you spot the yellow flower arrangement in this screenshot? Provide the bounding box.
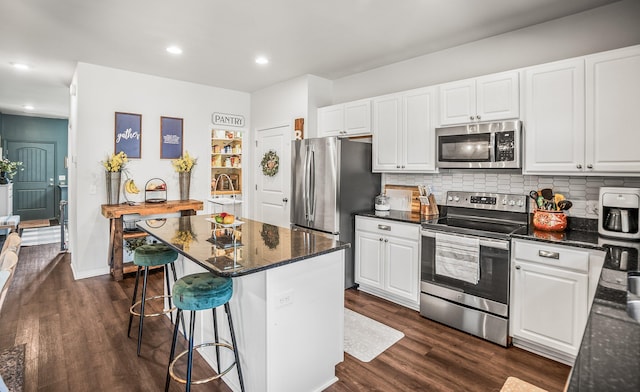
[172,230,196,251]
[102,151,128,172]
[172,151,197,173]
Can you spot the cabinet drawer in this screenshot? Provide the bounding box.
[356,216,419,239]
[513,240,588,272]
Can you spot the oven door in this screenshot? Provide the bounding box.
[437,131,494,168]
[420,229,510,316]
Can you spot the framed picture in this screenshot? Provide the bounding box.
[114,112,142,158]
[160,116,183,159]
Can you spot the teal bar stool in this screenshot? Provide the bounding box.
[128,243,183,356]
[165,272,245,392]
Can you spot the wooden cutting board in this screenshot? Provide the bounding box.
[384,184,439,216]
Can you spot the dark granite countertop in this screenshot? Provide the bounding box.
[358,210,640,389]
[137,215,349,277]
[355,209,423,225]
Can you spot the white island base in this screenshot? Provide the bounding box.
[173,249,346,392]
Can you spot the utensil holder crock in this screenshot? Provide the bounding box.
[533,209,568,232]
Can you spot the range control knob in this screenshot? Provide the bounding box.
[508,200,516,206]
[448,196,453,201]
[517,200,525,207]
[453,196,460,202]
[501,199,507,205]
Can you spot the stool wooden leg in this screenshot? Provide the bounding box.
[137,266,149,356]
[186,310,196,392]
[127,266,142,338]
[212,308,221,374]
[165,308,182,392]
[225,303,245,392]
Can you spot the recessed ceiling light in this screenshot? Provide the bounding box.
[255,56,269,65]
[23,104,34,111]
[11,62,30,71]
[166,46,183,55]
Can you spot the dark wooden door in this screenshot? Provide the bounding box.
[7,141,55,220]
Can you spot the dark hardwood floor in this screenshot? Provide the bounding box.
[0,244,570,391]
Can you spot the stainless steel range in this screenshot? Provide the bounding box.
[420,191,528,346]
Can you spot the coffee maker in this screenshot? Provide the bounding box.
[598,187,640,240]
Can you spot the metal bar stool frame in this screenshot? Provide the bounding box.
[127,261,185,356]
[165,301,245,392]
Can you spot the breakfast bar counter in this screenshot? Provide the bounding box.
[138,214,349,392]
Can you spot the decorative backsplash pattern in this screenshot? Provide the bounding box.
[383,172,640,219]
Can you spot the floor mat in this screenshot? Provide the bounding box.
[0,343,25,392]
[500,376,548,392]
[19,219,50,229]
[20,226,61,246]
[344,308,404,362]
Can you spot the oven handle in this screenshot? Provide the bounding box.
[421,230,509,250]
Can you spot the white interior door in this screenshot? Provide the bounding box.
[255,125,291,228]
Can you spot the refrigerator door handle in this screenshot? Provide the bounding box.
[304,144,311,221]
[309,149,316,222]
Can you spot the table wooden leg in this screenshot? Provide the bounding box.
[181,209,196,217]
[113,217,124,281]
[108,219,115,271]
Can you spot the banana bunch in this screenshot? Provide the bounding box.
[124,179,140,194]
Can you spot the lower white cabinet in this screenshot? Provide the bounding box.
[0,183,13,216]
[510,239,589,365]
[355,216,420,310]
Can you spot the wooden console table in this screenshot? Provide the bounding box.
[101,200,204,281]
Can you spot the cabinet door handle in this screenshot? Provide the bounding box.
[587,164,593,169]
[476,115,481,120]
[469,116,474,121]
[384,239,389,243]
[377,224,391,231]
[515,265,521,270]
[379,238,383,242]
[576,164,582,169]
[538,250,559,259]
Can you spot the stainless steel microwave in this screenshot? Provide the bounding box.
[436,120,522,169]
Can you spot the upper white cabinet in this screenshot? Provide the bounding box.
[524,45,640,175]
[372,87,437,172]
[439,71,520,126]
[317,99,371,138]
[523,58,586,173]
[586,45,640,173]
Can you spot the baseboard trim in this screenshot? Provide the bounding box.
[70,263,110,280]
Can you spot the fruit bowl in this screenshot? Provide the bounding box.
[144,178,167,203]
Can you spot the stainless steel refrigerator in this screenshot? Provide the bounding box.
[291,137,381,288]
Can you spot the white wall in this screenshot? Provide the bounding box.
[332,0,640,102]
[68,63,249,279]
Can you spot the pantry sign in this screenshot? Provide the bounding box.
[212,112,245,127]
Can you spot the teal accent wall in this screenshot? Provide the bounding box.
[0,114,69,214]
[0,114,68,181]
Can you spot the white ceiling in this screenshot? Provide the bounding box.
[0,0,620,119]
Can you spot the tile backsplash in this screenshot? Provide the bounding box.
[383,172,640,219]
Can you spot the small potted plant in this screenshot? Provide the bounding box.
[0,157,23,184]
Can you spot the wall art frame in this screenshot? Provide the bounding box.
[114,112,142,158]
[160,116,183,159]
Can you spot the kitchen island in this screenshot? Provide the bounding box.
[138,215,349,392]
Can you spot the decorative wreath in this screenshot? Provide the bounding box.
[260,150,279,177]
[260,223,280,250]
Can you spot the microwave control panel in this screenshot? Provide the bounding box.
[496,131,515,162]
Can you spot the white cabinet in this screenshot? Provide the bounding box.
[355,216,420,309]
[510,240,589,365]
[586,45,640,173]
[439,71,519,126]
[317,99,371,137]
[523,58,586,173]
[524,45,640,175]
[0,184,13,216]
[372,87,437,172]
